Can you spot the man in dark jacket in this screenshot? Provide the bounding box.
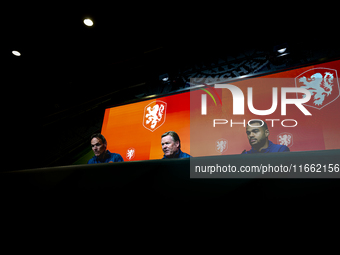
[242,120,290,154]
[88,133,124,164]
[161,131,191,159]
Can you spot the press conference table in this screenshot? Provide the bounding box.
[1,149,339,202]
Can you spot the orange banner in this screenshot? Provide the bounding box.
[102,59,340,160]
[102,93,190,161]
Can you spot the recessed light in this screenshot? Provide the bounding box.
[278,52,289,57]
[84,18,93,26]
[12,50,21,56]
[277,48,286,53]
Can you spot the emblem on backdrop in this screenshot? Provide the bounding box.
[277,132,293,148]
[126,147,136,161]
[295,68,339,109]
[216,138,228,154]
[143,100,167,132]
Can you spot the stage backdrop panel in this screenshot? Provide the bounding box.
[190,59,340,156]
[101,59,340,160]
[101,92,190,161]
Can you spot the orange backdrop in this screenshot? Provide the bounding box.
[101,93,191,161]
[190,59,340,156]
[102,59,340,160]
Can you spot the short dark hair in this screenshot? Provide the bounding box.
[161,131,181,148]
[247,120,268,130]
[91,133,107,145]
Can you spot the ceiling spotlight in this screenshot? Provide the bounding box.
[277,48,286,53]
[84,18,93,26]
[278,52,289,57]
[159,73,169,82]
[12,50,21,56]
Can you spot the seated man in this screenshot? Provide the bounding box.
[242,120,290,154]
[88,133,124,164]
[161,131,191,159]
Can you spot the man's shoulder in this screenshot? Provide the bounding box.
[277,144,290,152]
[107,151,124,162]
[179,150,192,158]
[162,150,192,159]
[242,149,253,154]
[87,156,96,164]
[270,141,290,152]
[242,142,290,154]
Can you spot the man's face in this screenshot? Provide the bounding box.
[246,123,269,148]
[91,137,106,157]
[161,135,179,157]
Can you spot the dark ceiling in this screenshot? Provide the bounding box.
[8,5,304,112]
[6,4,338,170]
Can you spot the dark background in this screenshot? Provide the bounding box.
[5,3,339,170]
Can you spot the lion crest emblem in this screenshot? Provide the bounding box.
[143,100,167,132]
[215,138,228,154]
[295,68,339,109]
[277,132,293,148]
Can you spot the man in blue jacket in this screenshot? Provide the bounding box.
[88,133,124,164]
[242,120,290,154]
[161,131,191,159]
